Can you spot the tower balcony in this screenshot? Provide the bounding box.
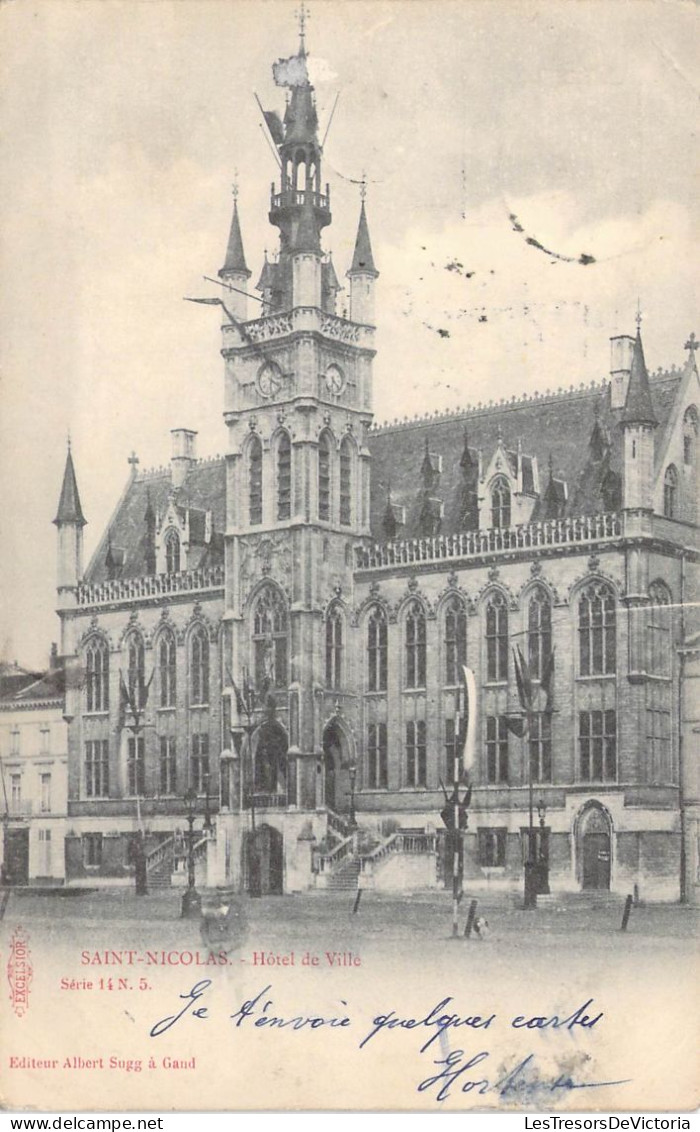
[221,307,375,351]
[269,186,330,214]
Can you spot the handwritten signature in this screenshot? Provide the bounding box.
[418,1049,632,1103]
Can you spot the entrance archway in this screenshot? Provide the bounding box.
[251,719,288,801]
[577,804,612,891]
[322,718,354,814]
[242,823,283,895]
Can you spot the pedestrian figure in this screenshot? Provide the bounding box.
[473,915,490,939]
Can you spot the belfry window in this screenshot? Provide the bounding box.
[318,432,331,522]
[249,436,263,526]
[491,478,511,528]
[339,438,352,527]
[277,433,292,521]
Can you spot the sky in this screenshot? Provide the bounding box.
[1,0,697,668]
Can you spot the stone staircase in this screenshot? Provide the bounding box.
[145,833,209,889]
[314,813,437,892]
[324,858,361,891]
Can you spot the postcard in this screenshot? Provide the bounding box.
[0,0,698,1115]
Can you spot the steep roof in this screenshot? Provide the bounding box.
[621,332,658,426]
[54,448,86,527]
[348,202,377,276]
[366,370,682,540]
[220,200,250,278]
[85,459,226,584]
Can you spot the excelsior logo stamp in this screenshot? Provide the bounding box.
[7,925,32,1018]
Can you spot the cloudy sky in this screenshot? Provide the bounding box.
[1,0,697,667]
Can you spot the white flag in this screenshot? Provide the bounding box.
[461,666,477,773]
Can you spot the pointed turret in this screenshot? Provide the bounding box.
[459,428,479,530]
[347,198,378,325]
[54,443,85,613]
[621,331,658,427]
[219,192,251,321]
[54,445,86,528]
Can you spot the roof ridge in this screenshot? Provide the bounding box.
[369,378,608,434]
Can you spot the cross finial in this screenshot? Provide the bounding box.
[635,297,642,331]
[67,430,72,452]
[128,451,140,475]
[684,332,698,356]
[296,1,308,51]
[232,169,239,202]
[360,170,367,202]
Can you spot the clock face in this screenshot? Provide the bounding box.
[257,365,282,398]
[325,366,345,395]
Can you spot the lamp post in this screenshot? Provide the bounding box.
[233,669,262,897]
[181,786,202,919]
[203,772,213,833]
[537,796,550,895]
[348,762,357,829]
[523,709,538,909]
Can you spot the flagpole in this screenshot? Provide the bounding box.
[452,709,461,938]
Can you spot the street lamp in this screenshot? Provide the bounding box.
[232,669,263,897]
[537,796,550,895]
[181,786,202,919]
[203,772,213,833]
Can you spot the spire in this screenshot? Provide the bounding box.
[460,428,476,474]
[53,445,86,527]
[219,194,251,278]
[621,330,658,427]
[382,482,397,541]
[348,200,378,276]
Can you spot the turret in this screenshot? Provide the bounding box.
[292,191,322,308]
[53,442,86,598]
[347,198,378,325]
[219,190,251,322]
[620,329,657,519]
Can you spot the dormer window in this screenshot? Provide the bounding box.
[165,530,181,574]
[491,478,511,528]
[663,465,678,519]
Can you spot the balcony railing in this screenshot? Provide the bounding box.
[77,565,224,607]
[243,791,287,810]
[270,188,330,212]
[356,513,621,570]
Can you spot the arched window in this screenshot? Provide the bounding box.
[249,436,263,526]
[252,587,288,690]
[190,628,210,705]
[527,588,552,680]
[318,432,331,522]
[405,602,427,689]
[485,592,508,682]
[164,530,181,574]
[325,606,343,690]
[491,478,511,528]
[85,639,109,712]
[277,432,292,521]
[158,632,176,708]
[648,582,672,675]
[663,465,678,519]
[578,582,616,676]
[444,596,467,686]
[339,438,352,527]
[683,405,698,466]
[367,606,387,692]
[126,635,145,710]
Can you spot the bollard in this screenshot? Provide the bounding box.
[620,893,633,931]
[352,888,362,915]
[464,898,478,938]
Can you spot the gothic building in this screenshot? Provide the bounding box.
[55,25,699,901]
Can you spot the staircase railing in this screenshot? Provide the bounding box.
[313,834,355,875]
[326,808,355,842]
[359,830,437,875]
[145,835,175,876]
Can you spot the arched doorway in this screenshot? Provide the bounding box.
[578,804,612,891]
[322,719,354,815]
[242,824,284,895]
[251,719,288,802]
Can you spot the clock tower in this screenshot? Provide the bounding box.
[220,18,378,829]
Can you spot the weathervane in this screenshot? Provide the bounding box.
[360,170,367,202]
[296,2,309,51]
[232,169,239,202]
[684,332,698,357]
[635,298,643,331]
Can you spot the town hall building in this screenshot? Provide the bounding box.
[53,21,699,902]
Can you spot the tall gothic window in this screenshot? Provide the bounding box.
[527,588,552,680]
[164,530,181,574]
[126,635,145,710]
[529,713,552,783]
[159,736,177,795]
[405,601,427,688]
[191,732,210,793]
[318,432,331,522]
[249,436,263,526]
[405,720,427,787]
[127,734,145,795]
[578,583,616,676]
[648,582,672,675]
[663,464,678,519]
[339,437,352,526]
[158,632,176,708]
[190,627,210,705]
[491,478,511,528]
[579,709,616,781]
[325,606,343,690]
[277,432,292,521]
[444,597,467,686]
[252,586,288,690]
[86,639,109,712]
[84,739,109,797]
[367,722,388,788]
[367,607,387,692]
[486,716,509,783]
[485,592,508,683]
